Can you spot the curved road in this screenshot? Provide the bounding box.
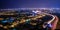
[35,11,59,30]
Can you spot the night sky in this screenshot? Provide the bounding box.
[0,0,60,9]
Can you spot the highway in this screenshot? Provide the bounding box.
[34,10,58,30]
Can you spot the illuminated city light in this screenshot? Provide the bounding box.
[0,8,59,30]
